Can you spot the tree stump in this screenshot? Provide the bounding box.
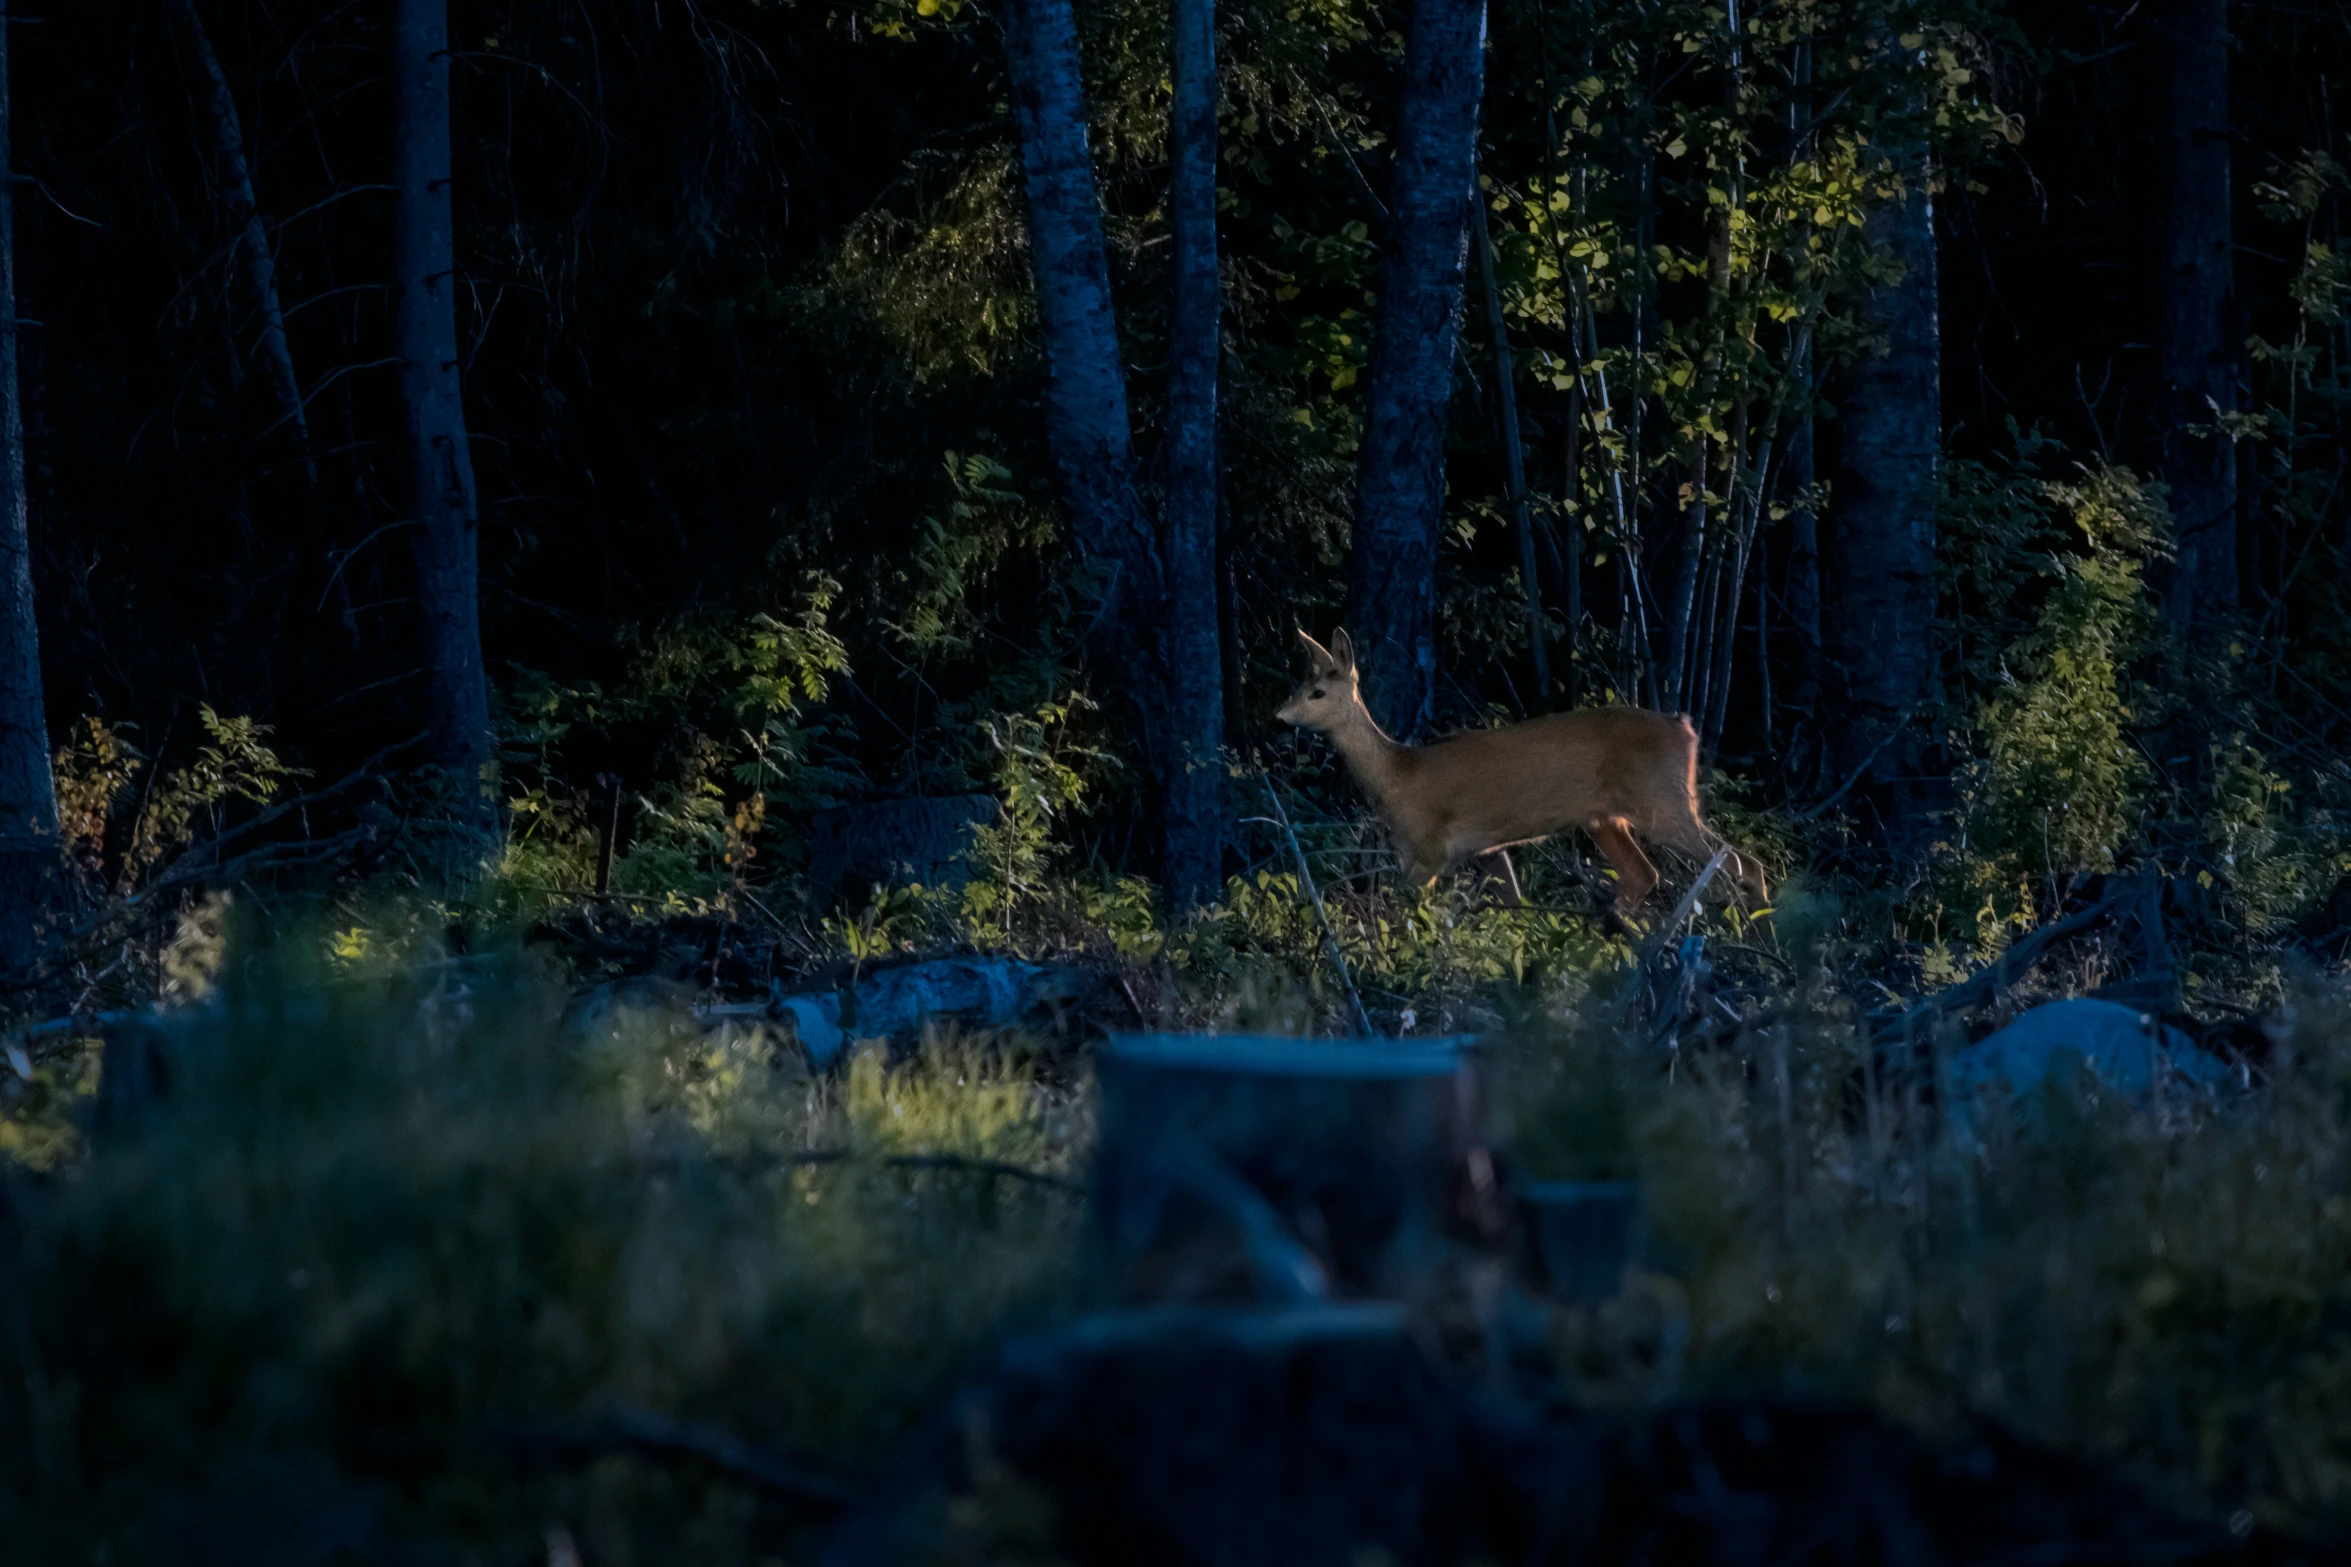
[1091,1034,1494,1303]
[1516,1180,1643,1307]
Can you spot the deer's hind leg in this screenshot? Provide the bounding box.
[1645,805,1766,908]
[1585,816,1659,915]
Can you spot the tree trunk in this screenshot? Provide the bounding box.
[1162,0,1223,910]
[1001,0,1162,665]
[1824,148,1939,835]
[1780,37,1822,764]
[1782,395,1822,741]
[163,0,316,490]
[1345,0,1486,738]
[2152,0,2236,639]
[394,0,495,837]
[0,0,60,974]
[1471,191,1548,710]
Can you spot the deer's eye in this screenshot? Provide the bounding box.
[1310,688,1326,700]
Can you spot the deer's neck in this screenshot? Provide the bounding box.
[1325,706,1415,814]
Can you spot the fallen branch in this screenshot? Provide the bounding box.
[785,1148,1084,1193]
[1868,890,2128,1035]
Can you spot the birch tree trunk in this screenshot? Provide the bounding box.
[2152,0,2236,639]
[1345,0,1486,737]
[164,0,315,488]
[0,0,59,973]
[1001,0,1164,712]
[1824,147,1939,835]
[1163,0,1224,909]
[394,0,495,837]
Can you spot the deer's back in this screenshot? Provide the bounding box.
[1399,707,1695,840]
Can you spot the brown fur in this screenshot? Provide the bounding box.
[1275,629,1766,915]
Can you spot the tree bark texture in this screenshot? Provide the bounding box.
[1471,192,1548,709]
[1781,399,1823,736]
[1001,0,1163,669]
[1163,0,1224,910]
[1345,0,1486,738]
[1825,151,1939,830]
[0,0,61,973]
[164,0,315,487]
[394,0,495,828]
[2152,0,2236,637]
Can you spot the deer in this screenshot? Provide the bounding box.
[1273,628,1766,918]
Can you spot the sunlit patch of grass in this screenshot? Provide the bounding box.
[0,924,1085,1561]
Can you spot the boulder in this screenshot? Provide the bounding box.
[1947,998,2235,1108]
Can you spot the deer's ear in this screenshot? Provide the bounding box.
[1330,627,1356,674]
[1296,628,1335,671]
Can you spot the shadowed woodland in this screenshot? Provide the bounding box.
[6,0,2351,1561]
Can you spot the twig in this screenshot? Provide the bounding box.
[1790,708,1915,821]
[1638,845,1732,964]
[1256,770,1376,1037]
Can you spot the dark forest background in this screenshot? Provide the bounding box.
[0,0,2341,941]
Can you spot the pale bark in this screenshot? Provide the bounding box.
[1345,0,1486,738]
[1001,0,1162,659]
[0,0,60,972]
[1163,0,1224,908]
[395,0,495,834]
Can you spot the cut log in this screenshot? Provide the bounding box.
[768,956,1105,1067]
[1092,1034,1495,1303]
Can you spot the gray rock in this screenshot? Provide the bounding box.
[1948,998,2235,1106]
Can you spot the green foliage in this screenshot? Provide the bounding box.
[498,575,854,913]
[891,451,1056,656]
[51,707,304,897]
[0,932,1082,1560]
[1933,460,2165,927]
[960,697,1106,946]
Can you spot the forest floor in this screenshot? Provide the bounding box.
[4,830,2351,1564]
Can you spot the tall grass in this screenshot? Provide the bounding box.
[1494,970,2351,1540]
[0,932,1084,1563]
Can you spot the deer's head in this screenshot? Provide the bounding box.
[1275,628,1360,732]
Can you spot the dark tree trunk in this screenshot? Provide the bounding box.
[1782,384,1822,741]
[1471,192,1549,709]
[394,0,495,836]
[1002,0,1162,665]
[2152,0,2236,638]
[1345,0,1486,737]
[1162,0,1223,910]
[1780,35,1822,767]
[1824,149,1939,834]
[0,0,59,973]
[164,0,315,489]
